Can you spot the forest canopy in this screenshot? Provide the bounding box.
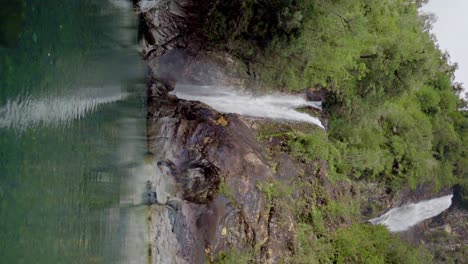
[193,0,468,197]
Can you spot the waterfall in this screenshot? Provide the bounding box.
[369,194,453,232]
[173,84,325,128]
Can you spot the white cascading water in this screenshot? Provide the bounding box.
[369,194,453,232]
[138,0,161,13]
[173,84,325,128]
[0,86,127,130]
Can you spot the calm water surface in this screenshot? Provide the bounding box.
[0,1,149,263]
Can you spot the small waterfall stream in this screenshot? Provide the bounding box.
[173,84,325,128]
[369,195,453,232]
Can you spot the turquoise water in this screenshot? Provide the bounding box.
[0,1,149,263]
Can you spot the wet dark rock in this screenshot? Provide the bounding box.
[400,207,468,263]
[452,184,468,210]
[148,191,158,205]
[146,78,273,263]
[305,87,328,102]
[153,50,249,87]
[147,77,177,97]
[197,196,229,247]
[157,160,178,176]
[138,0,256,90]
[138,0,193,59]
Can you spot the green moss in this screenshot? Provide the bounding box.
[256,179,294,203]
[289,132,331,161]
[218,179,236,205]
[216,248,252,264]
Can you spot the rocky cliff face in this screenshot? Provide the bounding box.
[138,0,192,59]
[145,78,287,263]
[144,78,364,263]
[137,2,279,262]
[138,0,255,89]
[137,1,466,263]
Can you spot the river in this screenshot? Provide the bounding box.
[0,1,149,263]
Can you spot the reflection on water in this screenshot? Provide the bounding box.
[0,87,127,130]
[0,0,149,263]
[118,117,152,264]
[0,0,24,47]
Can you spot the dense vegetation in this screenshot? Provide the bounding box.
[197,0,467,196]
[192,0,468,262]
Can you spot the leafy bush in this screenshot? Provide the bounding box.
[294,219,434,263]
[290,132,331,161]
[330,224,433,264]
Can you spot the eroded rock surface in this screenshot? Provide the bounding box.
[138,0,192,59]
[146,78,278,263]
[137,2,283,261]
[400,206,468,263]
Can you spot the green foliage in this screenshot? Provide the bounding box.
[200,0,467,191]
[201,0,311,50]
[289,174,435,264]
[417,85,441,115]
[200,0,468,193]
[294,219,434,263]
[218,179,237,204]
[216,248,252,264]
[199,0,442,92]
[324,199,360,224]
[199,0,467,262]
[458,157,468,207]
[289,131,347,182]
[256,179,293,202]
[330,224,433,264]
[290,132,331,161]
